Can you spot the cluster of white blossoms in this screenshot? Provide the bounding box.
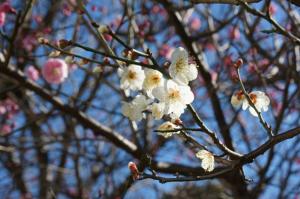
[119,47,198,124]
[196,150,215,172]
[231,90,270,117]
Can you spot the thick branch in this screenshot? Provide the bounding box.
[191,0,261,4]
[0,65,139,157]
[242,126,300,164]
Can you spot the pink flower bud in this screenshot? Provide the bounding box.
[268,3,277,15]
[190,18,201,31]
[229,27,240,40]
[104,33,112,41]
[0,124,12,135]
[0,2,16,13]
[91,5,97,11]
[26,66,40,81]
[33,15,43,24]
[233,58,243,69]
[0,12,6,27]
[62,4,72,16]
[0,2,15,27]
[42,58,68,84]
[0,105,6,114]
[128,161,139,180]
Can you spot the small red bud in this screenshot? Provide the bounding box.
[56,39,71,49]
[122,49,129,57]
[130,51,139,60]
[233,58,243,69]
[163,61,171,68]
[128,161,139,180]
[103,57,110,65]
[173,119,183,126]
[77,9,84,15]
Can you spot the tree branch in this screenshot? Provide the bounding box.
[191,0,261,4]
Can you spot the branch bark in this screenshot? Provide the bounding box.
[191,0,261,4]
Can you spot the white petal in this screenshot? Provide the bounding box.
[149,102,166,120]
[196,150,214,172]
[249,107,258,117]
[121,102,131,117]
[202,157,214,172]
[179,85,194,104]
[171,47,188,62]
[196,150,208,159]
[249,91,270,114]
[231,94,242,108]
[143,69,164,98]
[168,102,186,119]
[117,67,124,77]
[128,64,142,71]
[152,86,166,102]
[166,79,179,90]
[262,105,269,112]
[132,94,150,110]
[173,73,189,85]
[157,121,180,138]
[186,64,198,81]
[242,100,249,110]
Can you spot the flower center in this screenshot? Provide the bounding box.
[168,89,180,101]
[128,70,137,80]
[175,58,185,73]
[52,68,61,77]
[249,93,257,104]
[150,75,160,84]
[166,124,173,129]
[236,90,245,100]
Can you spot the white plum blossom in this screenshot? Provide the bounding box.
[169,47,198,85]
[152,80,194,119]
[157,121,180,138]
[231,90,270,117]
[148,102,166,120]
[231,90,245,108]
[118,64,145,95]
[196,150,214,172]
[242,91,270,117]
[121,95,150,121]
[143,69,164,98]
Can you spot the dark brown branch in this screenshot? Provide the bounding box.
[0,65,139,157]
[241,126,300,164]
[191,0,261,4]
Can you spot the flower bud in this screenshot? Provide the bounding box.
[65,56,74,65]
[103,57,110,65]
[49,50,61,57]
[98,25,109,34]
[93,66,103,73]
[78,59,89,66]
[173,118,183,126]
[163,61,171,68]
[128,161,139,180]
[37,37,49,45]
[57,39,71,49]
[233,58,243,69]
